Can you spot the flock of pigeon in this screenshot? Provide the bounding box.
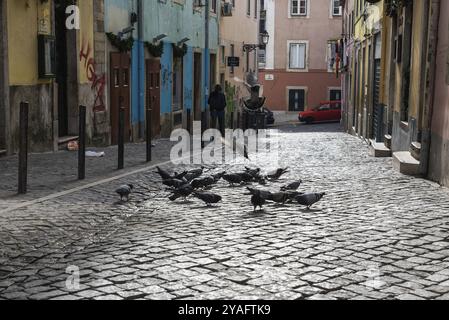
[116,165,326,212]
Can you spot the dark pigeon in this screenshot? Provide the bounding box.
[281,180,303,191]
[251,190,266,212]
[212,171,226,182]
[193,191,222,206]
[295,193,326,209]
[116,184,134,202]
[156,166,172,180]
[169,184,194,201]
[223,174,243,186]
[246,187,272,201]
[270,192,290,204]
[163,178,188,189]
[236,172,255,184]
[245,167,261,178]
[191,176,215,190]
[185,167,205,182]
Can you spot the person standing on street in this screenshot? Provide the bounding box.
[208,85,227,137]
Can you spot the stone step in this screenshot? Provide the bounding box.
[410,141,421,161]
[393,151,421,176]
[369,140,392,158]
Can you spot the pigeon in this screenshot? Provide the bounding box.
[116,184,134,202]
[223,174,243,186]
[267,168,289,181]
[163,178,188,189]
[173,171,188,180]
[245,167,261,178]
[212,171,226,182]
[169,184,194,201]
[295,193,326,210]
[185,167,205,182]
[286,191,304,202]
[251,190,266,212]
[270,192,290,204]
[246,187,273,201]
[236,172,255,184]
[193,191,222,206]
[156,166,172,180]
[281,180,303,191]
[191,176,215,190]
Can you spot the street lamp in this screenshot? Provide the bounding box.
[243,31,270,52]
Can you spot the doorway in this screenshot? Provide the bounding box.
[193,52,202,121]
[110,52,131,145]
[146,59,161,137]
[288,88,306,112]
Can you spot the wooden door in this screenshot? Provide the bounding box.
[193,53,202,121]
[146,59,161,137]
[110,52,131,145]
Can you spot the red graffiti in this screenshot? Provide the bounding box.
[80,40,106,113]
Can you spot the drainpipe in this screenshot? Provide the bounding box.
[138,0,144,138]
[421,0,441,177]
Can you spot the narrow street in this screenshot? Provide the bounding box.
[1,123,449,300]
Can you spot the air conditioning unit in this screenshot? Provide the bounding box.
[222,2,233,16]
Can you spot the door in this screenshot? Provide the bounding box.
[372,59,382,141]
[193,53,202,121]
[110,52,131,145]
[146,59,161,137]
[288,89,305,112]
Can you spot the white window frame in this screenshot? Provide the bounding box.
[287,40,309,72]
[289,0,309,18]
[331,0,342,17]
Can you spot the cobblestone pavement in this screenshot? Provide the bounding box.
[0,139,176,212]
[2,123,449,300]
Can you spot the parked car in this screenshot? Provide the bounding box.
[263,107,275,125]
[298,101,342,124]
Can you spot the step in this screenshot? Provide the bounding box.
[384,134,392,150]
[0,149,6,157]
[369,140,392,158]
[58,136,79,150]
[410,141,421,161]
[393,151,421,176]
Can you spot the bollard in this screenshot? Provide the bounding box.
[146,107,152,162]
[187,108,192,135]
[118,96,125,170]
[78,106,87,180]
[18,102,29,194]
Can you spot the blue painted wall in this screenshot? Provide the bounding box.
[183,46,194,111]
[161,42,173,115]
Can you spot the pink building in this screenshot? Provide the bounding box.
[259,0,343,117]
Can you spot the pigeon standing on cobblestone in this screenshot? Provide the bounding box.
[246,187,272,201]
[169,184,194,202]
[156,166,172,180]
[270,192,290,204]
[185,167,205,182]
[251,190,266,212]
[281,180,303,191]
[223,174,243,186]
[193,191,222,207]
[295,193,326,210]
[116,184,134,202]
[267,168,289,181]
[163,178,188,189]
[191,176,215,190]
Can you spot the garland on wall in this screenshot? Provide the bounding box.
[106,32,135,52]
[145,41,164,57]
[172,43,188,58]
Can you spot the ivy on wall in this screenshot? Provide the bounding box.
[172,43,188,58]
[106,33,134,52]
[145,41,164,58]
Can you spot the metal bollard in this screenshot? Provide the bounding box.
[78,106,87,180]
[146,107,152,163]
[18,102,29,194]
[118,96,125,170]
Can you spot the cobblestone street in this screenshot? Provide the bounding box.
[2,123,449,300]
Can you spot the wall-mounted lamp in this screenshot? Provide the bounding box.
[118,26,135,40]
[153,34,168,43]
[177,37,191,46]
[243,30,270,53]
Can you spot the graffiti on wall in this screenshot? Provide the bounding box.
[80,39,106,112]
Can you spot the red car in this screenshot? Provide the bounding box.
[298,101,342,124]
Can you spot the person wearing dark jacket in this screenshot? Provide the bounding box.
[208,85,226,136]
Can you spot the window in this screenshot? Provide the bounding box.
[220,45,226,65]
[230,44,235,74]
[289,42,307,70]
[247,0,251,16]
[291,0,308,16]
[332,0,342,16]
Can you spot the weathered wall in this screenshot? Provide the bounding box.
[0,0,8,153]
[428,0,449,186]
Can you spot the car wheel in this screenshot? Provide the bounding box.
[305,117,314,124]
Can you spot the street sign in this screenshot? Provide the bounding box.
[227,57,240,67]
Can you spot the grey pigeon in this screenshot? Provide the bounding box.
[191,176,215,190]
[116,184,134,202]
[246,187,272,201]
[295,193,326,209]
[193,191,222,206]
[281,180,303,191]
[267,168,289,181]
[270,192,290,204]
[185,167,205,182]
[251,190,266,212]
[163,178,188,189]
[169,184,194,201]
[223,174,243,186]
[156,166,172,180]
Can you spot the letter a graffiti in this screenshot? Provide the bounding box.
[66,5,80,30]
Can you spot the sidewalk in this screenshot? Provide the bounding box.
[0,139,177,212]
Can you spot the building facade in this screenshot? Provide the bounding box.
[342,0,449,187]
[259,0,343,118]
[219,0,261,128]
